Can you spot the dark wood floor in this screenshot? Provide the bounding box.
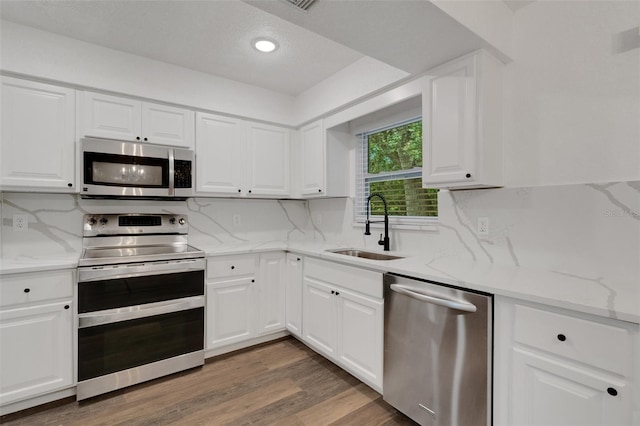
[2,337,416,425]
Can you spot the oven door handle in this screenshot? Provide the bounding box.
[78,296,204,328]
[78,258,205,282]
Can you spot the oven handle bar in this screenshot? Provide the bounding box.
[78,258,205,282]
[78,295,204,328]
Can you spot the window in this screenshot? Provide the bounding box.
[356,118,438,224]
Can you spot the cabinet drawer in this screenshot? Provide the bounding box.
[0,270,73,307]
[514,304,632,376]
[207,255,257,279]
[304,258,382,299]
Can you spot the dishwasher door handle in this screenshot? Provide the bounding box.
[390,284,477,313]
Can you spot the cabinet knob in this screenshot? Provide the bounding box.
[251,279,255,283]
[64,305,70,310]
[331,290,335,295]
[557,334,566,342]
[335,291,340,296]
[231,266,235,270]
[465,173,472,179]
[248,190,252,194]
[297,257,300,261]
[318,189,322,193]
[67,183,73,187]
[136,136,141,141]
[144,137,148,141]
[607,387,618,396]
[238,189,241,193]
[24,288,30,293]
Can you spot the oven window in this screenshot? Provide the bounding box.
[78,308,204,381]
[84,152,169,187]
[79,271,204,313]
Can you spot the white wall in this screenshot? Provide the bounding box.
[0,20,296,125]
[503,0,640,186]
[292,56,409,125]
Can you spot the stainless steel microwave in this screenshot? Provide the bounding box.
[81,138,193,199]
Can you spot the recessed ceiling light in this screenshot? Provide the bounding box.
[252,38,279,53]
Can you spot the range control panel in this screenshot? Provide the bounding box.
[83,214,188,236]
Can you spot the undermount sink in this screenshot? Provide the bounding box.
[327,249,404,261]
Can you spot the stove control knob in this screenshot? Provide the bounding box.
[178,218,186,225]
[99,218,108,226]
[87,217,97,226]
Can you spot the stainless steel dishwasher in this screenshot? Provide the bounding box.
[383,273,492,426]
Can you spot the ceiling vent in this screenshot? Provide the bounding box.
[283,0,317,11]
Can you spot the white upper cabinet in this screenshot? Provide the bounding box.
[141,102,194,148]
[195,112,245,195]
[293,120,350,199]
[1,77,76,191]
[300,120,325,196]
[422,51,503,189]
[195,114,290,198]
[246,122,290,197]
[80,91,194,149]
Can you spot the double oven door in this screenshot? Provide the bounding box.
[77,258,205,400]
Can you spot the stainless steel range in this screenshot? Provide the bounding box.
[77,213,205,401]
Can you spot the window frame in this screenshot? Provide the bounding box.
[354,116,438,227]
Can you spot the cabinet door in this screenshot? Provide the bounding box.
[142,102,194,149]
[285,254,303,337]
[195,112,245,195]
[1,77,76,190]
[81,91,141,141]
[336,288,383,390]
[300,120,325,196]
[206,278,256,350]
[246,122,290,196]
[511,348,631,426]
[258,252,286,335]
[0,301,73,405]
[422,55,477,185]
[302,277,336,358]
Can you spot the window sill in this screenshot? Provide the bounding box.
[352,220,438,233]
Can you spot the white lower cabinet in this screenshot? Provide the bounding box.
[258,252,286,335]
[0,270,74,407]
[301,258,383,392]
[206,278,256,349]
[205,252,286,354]
[495,296,639,426]
[284,254,303,337]
[302,277,336,358]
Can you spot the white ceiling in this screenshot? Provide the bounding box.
[0,0,364,96]
[0,0,508,96]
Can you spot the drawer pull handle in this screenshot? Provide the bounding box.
[607,387,618,396]
[557,334,566,342]
[24,288,30,293]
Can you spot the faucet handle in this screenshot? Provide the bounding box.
[378,233,384,246]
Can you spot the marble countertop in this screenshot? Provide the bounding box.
[2,241,637,324]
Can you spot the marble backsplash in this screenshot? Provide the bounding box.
[1,181,638,288]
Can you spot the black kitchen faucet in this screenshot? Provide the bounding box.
[364,193,390,251]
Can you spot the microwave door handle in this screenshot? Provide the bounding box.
[168,148,175,196]
[389,284,477,313]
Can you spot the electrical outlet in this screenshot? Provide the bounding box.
[233,214,241,226]
[477,217,489,236]
[13,214,29,231]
